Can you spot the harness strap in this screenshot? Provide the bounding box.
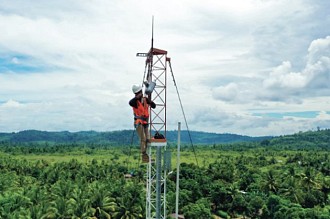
[134,115,148,121]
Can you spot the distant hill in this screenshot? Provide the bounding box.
[0,129,329,149]
[0,130,271,145]
[261,129,330,150]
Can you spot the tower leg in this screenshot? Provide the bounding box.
[156,145,162,219]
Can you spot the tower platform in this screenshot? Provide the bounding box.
[148,138,167,147]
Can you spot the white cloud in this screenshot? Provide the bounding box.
[2,99,21,108]
[0,0,330,136]
[263,61,307,89]
[212,83,239,102]
[308,36,330,63]
[11,57,19,64]
[316,111,330,120]
[184,106,330,136]
[305,36,330,89]
[261,35,330,101]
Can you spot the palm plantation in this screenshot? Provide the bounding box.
[0,129,329,218]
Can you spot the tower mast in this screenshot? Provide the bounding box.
[137,17,170,219]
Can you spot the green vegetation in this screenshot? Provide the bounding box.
[0,130,270,145]
[0,129,329,218]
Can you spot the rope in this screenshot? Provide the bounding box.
[126,129,135,171]
[126,129,143,173]
[168,61,199,167]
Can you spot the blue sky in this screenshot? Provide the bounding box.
[0,0,330,136]
[0,54,54,73]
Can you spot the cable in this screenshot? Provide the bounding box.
[126,129,135,171]
[168,61,199,167]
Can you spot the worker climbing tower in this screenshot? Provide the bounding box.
[137,18,170,219]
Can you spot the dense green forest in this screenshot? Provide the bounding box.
[0,130,270,145]
[0,129,329,218]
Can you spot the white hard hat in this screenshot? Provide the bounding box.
[132,84,142,94]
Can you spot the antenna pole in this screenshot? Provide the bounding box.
[151,16,154,52]
[175,122,181,219]
[147,16,154,84]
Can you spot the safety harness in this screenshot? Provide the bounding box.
[133,97,149,126]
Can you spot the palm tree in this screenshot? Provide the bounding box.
[263,170,278,194]
[113,198,143,219]
[42,196,75,219]
[227,184,240,202]
[88,183,117,219]
[279,177,303,204]
[299,167,320,191]
[319,177,330,205]
[70,187,95,218]
[51,179,74,200]
[278,166,304,204]
[112,182,144,219]
[30,203,48,219]
[0,192,33,218]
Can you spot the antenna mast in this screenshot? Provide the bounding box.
[151,16,154,52]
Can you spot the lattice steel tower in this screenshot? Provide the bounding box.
[137,19,171,219]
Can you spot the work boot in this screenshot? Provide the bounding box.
[142,153,149,163]
[142,153,154,163]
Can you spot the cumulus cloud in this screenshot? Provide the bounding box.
[261,35,330,102]
[186,106,330,136]
[305,36,330,89]
[308,36,330,63]
[212,83,239,102]
[263,61,307,89]
[211,37,330,105]
[206,36,330,135]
